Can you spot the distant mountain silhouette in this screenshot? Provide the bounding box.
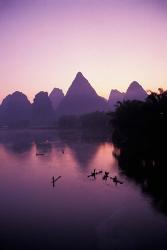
[56,72,109,116]
[0,91,31,126]
[0,75,149,126]
[124,81,147,101]
[108,89,125,110]
[108,81,147,110]
[32,92,55,125]
[49,88,64,110]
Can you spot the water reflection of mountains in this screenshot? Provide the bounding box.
[1,128,167,217]
[0,130,105,169]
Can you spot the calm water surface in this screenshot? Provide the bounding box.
[0,130,167,250]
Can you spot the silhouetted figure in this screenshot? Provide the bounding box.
[110,176,123,185]
[102,171,109,181]
[88,169,96,179]
[51,176,61,187]
[62,149,64,154]
[88,169,103,179]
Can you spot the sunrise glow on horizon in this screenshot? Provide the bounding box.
[0,0,167,102]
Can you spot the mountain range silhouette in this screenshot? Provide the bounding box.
[56,72,109,116]
[108,81,147,109]
[0,72,147,126]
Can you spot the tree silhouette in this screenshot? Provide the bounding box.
[109,89,167,215]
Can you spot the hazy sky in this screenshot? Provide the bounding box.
[0,0,167,102]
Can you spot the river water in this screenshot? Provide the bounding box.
[0,130,167,250]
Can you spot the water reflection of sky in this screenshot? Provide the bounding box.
[0,130,167,250]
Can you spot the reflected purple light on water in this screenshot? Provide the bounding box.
[0,131,167,250]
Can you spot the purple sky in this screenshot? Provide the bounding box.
[0,0,167,102]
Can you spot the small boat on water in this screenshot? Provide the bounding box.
[36,153,45,156]
[88,169,103,179]
[51,176,62,187]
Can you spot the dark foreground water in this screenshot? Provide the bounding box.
[0,130,167,250]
